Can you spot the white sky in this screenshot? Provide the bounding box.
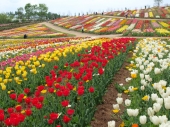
[0,0,170,15]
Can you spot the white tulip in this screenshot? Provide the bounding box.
[151,116,160,125]
[108,120,115,127]
[153,103,162,112]
[159,122,170,127]
[140,65,144,70]
[133,109,139,116]
[141,85,145,91]
[136,64,139,67]
[141,79,147,86]
[147,107,154,116]
[125,77,132,82]
[127,109,133,116]
[159,80,167,87]
[159,115,168,124]
[140,73,144,79]
[119,83,123,86]
[125,99,131,106]
[161,92,168,98]
[128,86,134,92]
[145,75,150,81]
[156,98,163,105]
[116,97,123,104]
[139,115,147,124]
[154,68,161,74]
[113,104,119,110]
[164,97,170,109]
[151,93,158,101]
[166,87,170,95]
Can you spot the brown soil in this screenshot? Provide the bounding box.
[90,53,132,127]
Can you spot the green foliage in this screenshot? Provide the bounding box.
[0,13,11,23]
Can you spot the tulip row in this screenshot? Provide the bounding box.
[0,24,68,39]
[0,37,136,126]
[104,6,170,19]
[0,37,92,64]
[109,38,170,127]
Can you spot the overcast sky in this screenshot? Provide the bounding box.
[0,0,170,15]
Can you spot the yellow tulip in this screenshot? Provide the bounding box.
[1,84,6,90]
[142,95,149,101]
[34,61,40,66]
[3,79,8,84]
[41,64,45,68]
[41,90,47,94]
[112,109,119,114]
[16,70,22,75]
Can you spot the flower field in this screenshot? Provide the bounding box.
[104,6,170,19]
[51,15,170,37]
[0,24,68,39]
[0,37,136,126]
[111,38,170,127]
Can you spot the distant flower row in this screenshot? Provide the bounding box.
[0,24,67,39]
[104,6,170,19]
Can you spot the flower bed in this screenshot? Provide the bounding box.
[0,37,136,126]
[0,24,68,39]
[112,38,170,127]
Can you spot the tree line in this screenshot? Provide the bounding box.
[0,3,60,24]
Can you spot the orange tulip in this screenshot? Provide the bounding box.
[132,124,138,127]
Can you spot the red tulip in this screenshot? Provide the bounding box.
[34,90,41,97]
[88,86,95,93]
[0,109,4,114]
[50,113,58,120]
[48,119,54,124]
[24,88,30,94]
[56,125,61,127]
[63,89,70,97]
[35,103,43,109]
[17,97,23,103]
[37,85,45,91]
[4,118,12,126]
[98,67,104,75]
[9,93,17,100]
[11,117,20,126]
[7,108,14,114]
[25,109,32,116]
[18,113,25,122]
[25,97,31,104]
[38,96,44,102]
[56,90,63,97]
[0,113,4,121]
[63,115,71,123]
[61,100,69,107]
[54,65,58,69]
[67,109,74,115]
[15,105,22,112]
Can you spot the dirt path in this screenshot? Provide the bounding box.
[42,22,123,38]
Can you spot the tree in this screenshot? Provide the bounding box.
[25,3,32,20]
[32,4,38,20]
[154,0,163,7]
[16,7,24,20]
[25,3,38,20]
[37,4,48,20]
[0,13,11,23]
